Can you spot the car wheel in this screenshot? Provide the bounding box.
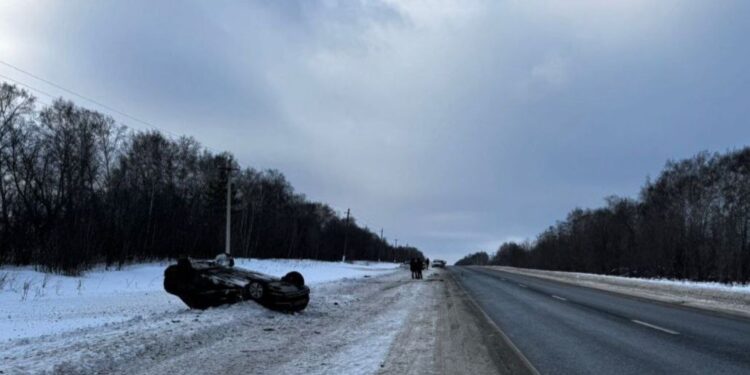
[246,281,265,301]
[282,271,305,287]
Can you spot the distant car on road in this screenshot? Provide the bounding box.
[164,257,310,312]
[432,259,446,268]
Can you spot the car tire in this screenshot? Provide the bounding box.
[282,271,305,287]
[246,281,265,301]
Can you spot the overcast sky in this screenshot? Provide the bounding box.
[2,1,749,263]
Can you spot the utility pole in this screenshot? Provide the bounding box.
[379,228,384,262]
[342,208,350,262]
[220,160,238,256]
[226,166,231,255]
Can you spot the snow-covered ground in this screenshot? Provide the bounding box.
[0,259,399,342]
[0,260,431,375]
[490,266,750,318]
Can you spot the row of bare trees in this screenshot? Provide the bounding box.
[0,83,422,274]
[457,149,750,283]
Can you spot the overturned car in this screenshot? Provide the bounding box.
[164,258,310,312]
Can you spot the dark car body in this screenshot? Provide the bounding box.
[164,258,310,312]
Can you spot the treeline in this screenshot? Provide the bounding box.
[457,148,750,283]
[0,83,422,274]
[454,252,489,266]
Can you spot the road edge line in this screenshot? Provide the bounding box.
[452,268,542,375]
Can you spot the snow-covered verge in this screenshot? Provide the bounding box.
[0,259,399,342]
[489,266,750,318]
[378,270,527,375]
[0,265,420,375]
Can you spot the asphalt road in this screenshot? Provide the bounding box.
[451,266,750,375]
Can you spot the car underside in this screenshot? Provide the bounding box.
[164,258,310,312]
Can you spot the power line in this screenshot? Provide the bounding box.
[0,61,221,153]
[0,72,57,100]
[1,60,165,134]
[0,73,61,112]
[0,70,183,145]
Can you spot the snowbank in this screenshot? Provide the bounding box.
[0,259,399,342]
[234,258,400,284]
[489,266,750,318]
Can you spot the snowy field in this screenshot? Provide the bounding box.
[491,266,750,318]
[0,260,423,375]
[0,259,400,342]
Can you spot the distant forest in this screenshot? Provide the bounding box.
[0,83,423,274]
[457,147,750,284]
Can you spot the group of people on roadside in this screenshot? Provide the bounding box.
[409,257,429,279]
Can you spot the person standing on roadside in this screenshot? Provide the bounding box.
[409,258,417,279]
[416,258,424,279]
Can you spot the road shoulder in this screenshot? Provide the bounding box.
[487,266,750,320]
[378,269,536,375]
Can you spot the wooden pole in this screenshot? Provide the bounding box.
[225,163,232,255]
[342,208,350,261]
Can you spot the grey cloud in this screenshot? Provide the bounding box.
[2,0,750,263]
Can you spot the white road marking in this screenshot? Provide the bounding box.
[552,295,567,301]
[631,319,680,335]
[456,275,542,375]
[519,284,528,288]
